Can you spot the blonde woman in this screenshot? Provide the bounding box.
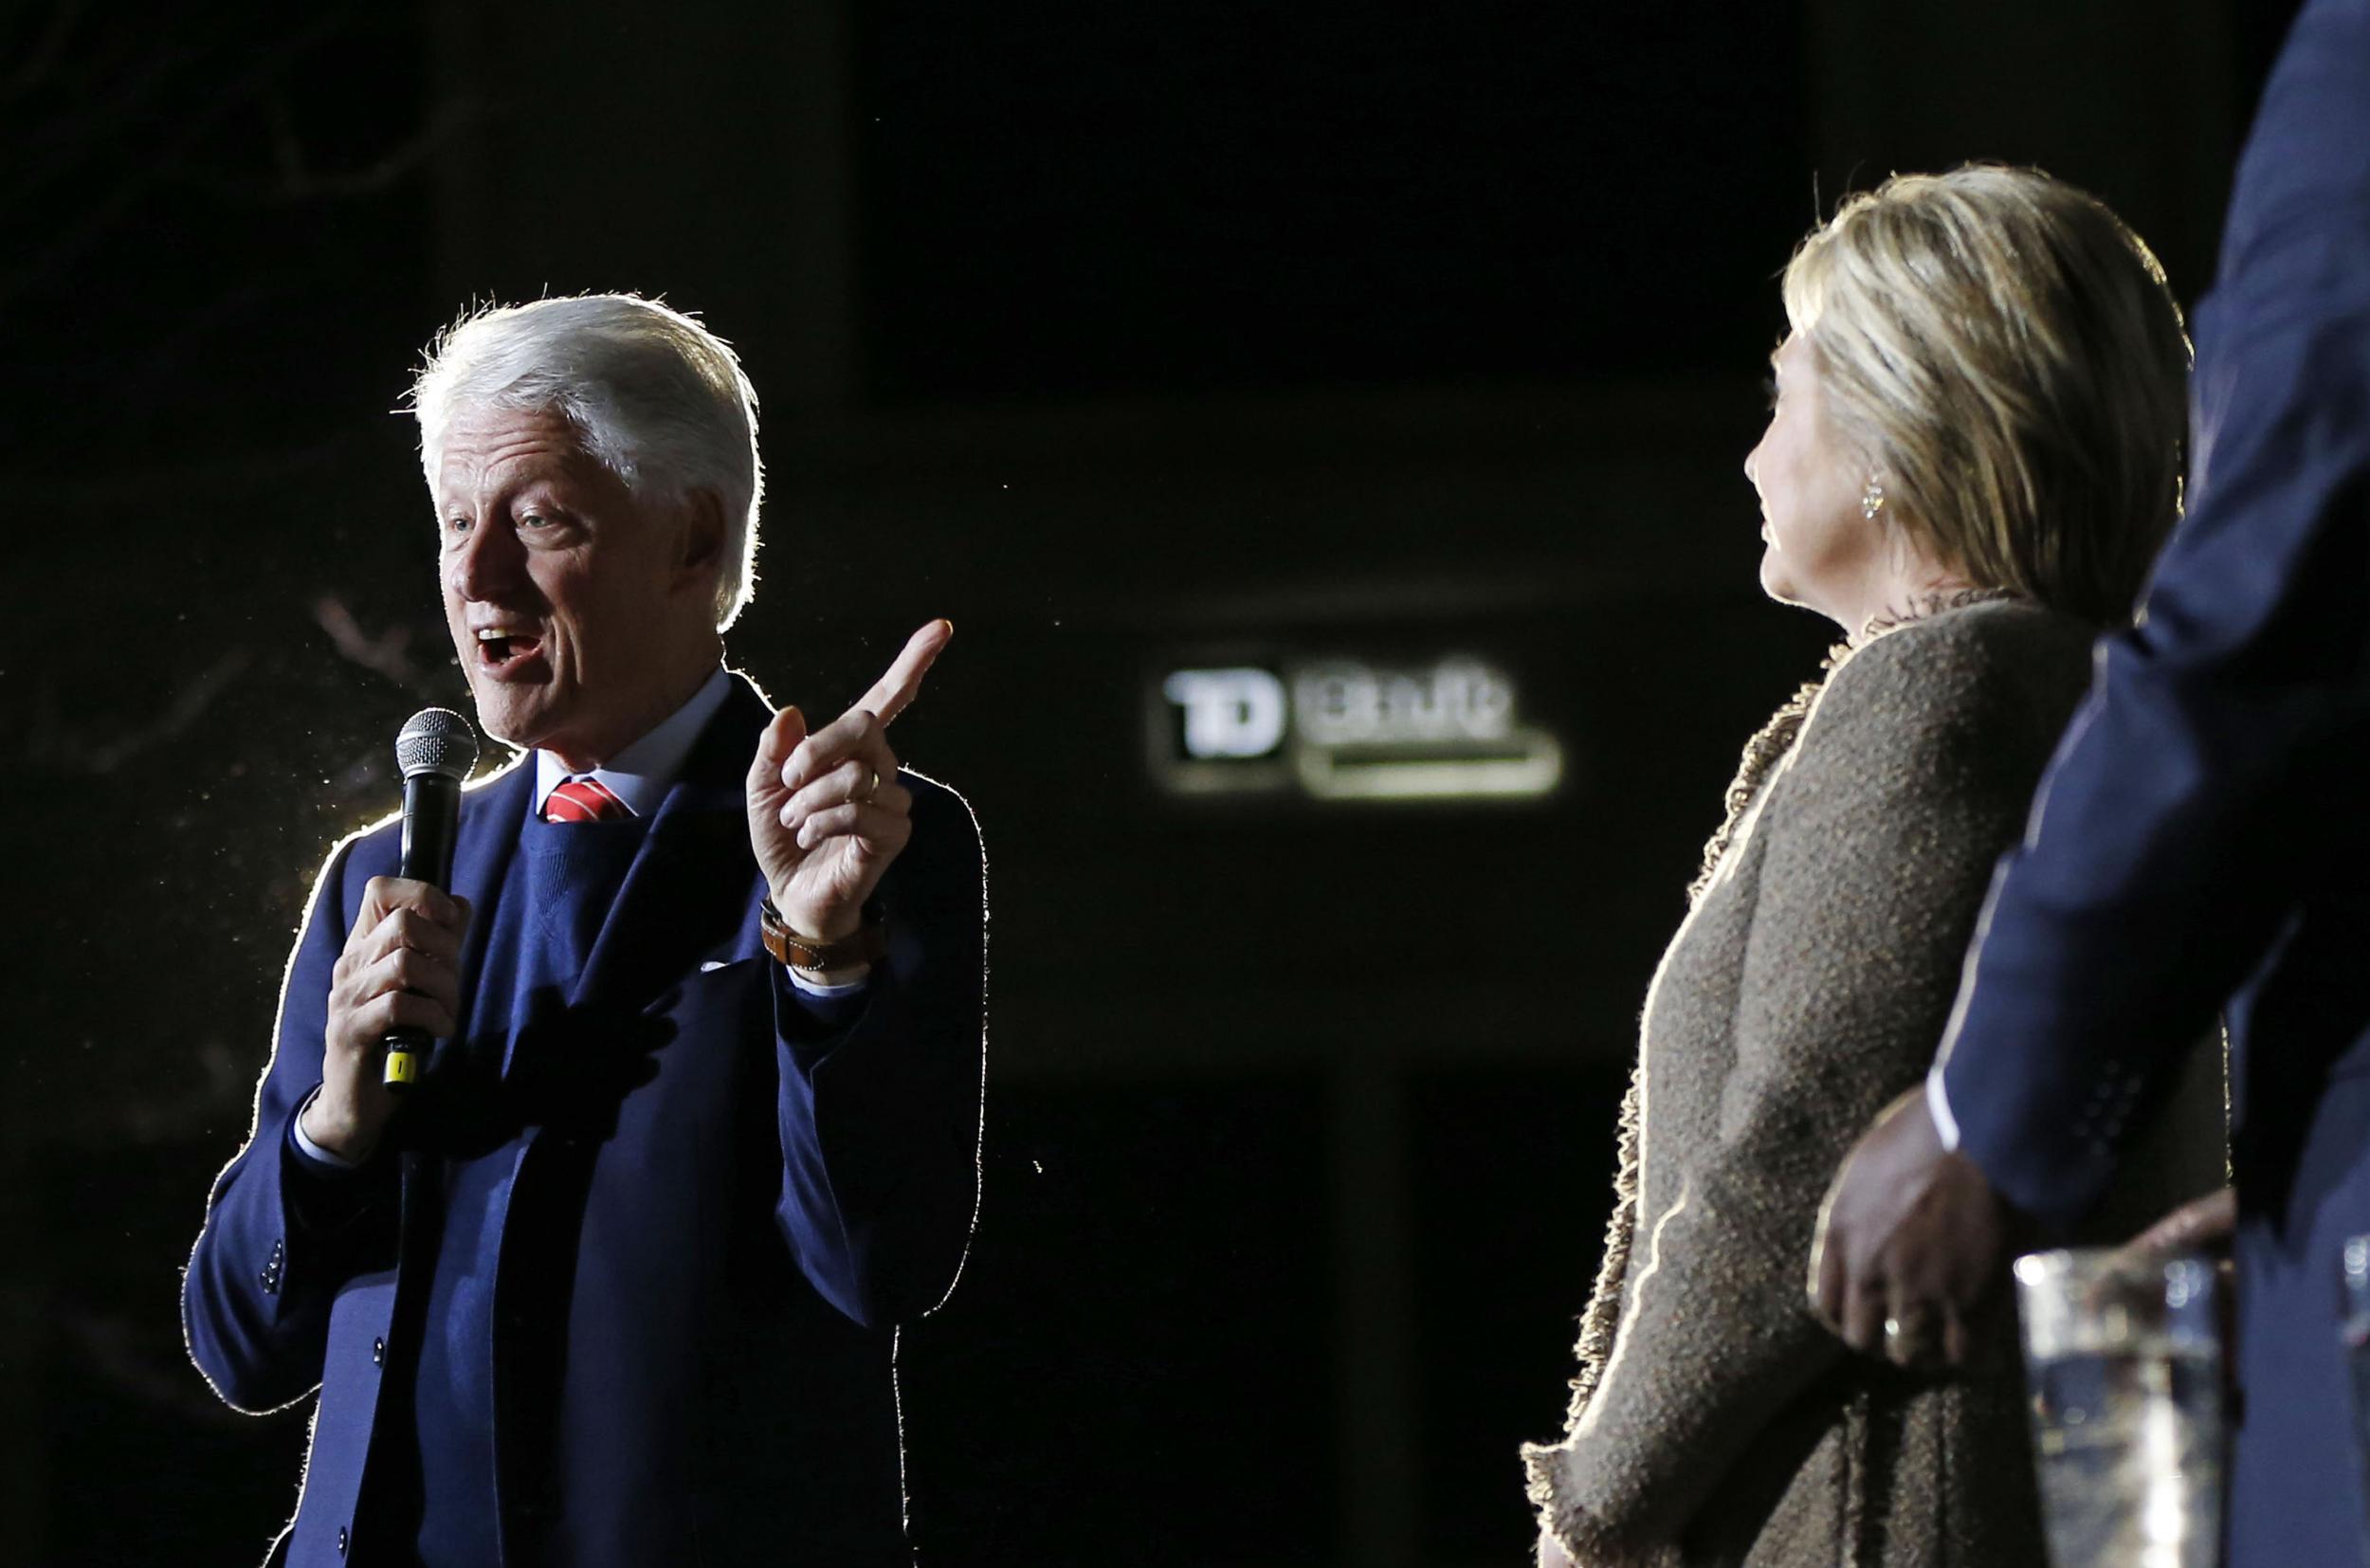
[1522,167,2214,1567]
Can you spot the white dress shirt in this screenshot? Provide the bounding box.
[1925,1066,1961,1149]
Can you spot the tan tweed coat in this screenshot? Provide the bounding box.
[1522,598,2222,1568]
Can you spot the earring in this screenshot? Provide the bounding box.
[1861,477,1886,520]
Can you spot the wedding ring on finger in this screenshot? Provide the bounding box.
[858,766,881,803]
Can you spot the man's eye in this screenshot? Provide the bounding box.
[520,512,554,530]
[444,516,473,538]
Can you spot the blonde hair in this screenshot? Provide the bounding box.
[1781,166,2189,627]
[412,294,765,631]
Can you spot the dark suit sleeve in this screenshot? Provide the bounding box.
[183,840,399,1413]
[770,775,987,1328]
[1939,0,2370,1229]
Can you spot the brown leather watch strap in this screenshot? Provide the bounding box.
[760,899,888,971]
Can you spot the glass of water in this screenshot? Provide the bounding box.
[2339,1236,2370,1563]
[2015,1247,2224,1568]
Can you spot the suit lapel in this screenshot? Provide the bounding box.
[573,678,768,1012]
[446,756,534,1051]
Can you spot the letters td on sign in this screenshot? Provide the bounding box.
[1151,653,1563,803]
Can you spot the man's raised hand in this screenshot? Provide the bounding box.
[747,620,951,945]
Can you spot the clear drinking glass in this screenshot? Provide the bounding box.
[2015,1247,2224,1568]
[2339,1236,2370,1564]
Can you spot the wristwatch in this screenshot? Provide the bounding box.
[759,898,887,971]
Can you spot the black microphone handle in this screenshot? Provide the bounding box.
[382,771,463,1090]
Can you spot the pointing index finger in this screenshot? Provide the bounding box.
[856,619,952,728]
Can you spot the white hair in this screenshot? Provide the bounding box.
[411,294,765,629]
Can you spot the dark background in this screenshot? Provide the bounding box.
[0,2,2302,1563]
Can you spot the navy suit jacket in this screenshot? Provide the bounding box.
[183,676,986,1567]
[1934,3,2370,1561]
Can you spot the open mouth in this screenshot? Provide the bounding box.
[475,629,546,673]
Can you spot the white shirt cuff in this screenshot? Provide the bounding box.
[786,964,871,997]
[290,1086,364,1170]
[1924,1064,1961,1152]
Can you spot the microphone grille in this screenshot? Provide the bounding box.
[394,707,481,782]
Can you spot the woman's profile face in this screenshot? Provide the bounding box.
[1744,335,1878,626]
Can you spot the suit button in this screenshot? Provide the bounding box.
[337,1525,349,1555]
[372,1338,385,1366]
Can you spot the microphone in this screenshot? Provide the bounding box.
[382,707,480,1089]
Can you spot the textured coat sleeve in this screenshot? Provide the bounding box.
[1526,621,2078,1563]
[770,775,987,1328]
[182,836,400,1414]
[1940,0,2370,1228]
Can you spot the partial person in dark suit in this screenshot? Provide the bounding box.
[1811,3,2370,1563]
[182,295,986,1567]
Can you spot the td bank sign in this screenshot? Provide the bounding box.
[1152,655,1562,802]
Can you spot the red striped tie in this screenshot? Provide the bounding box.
[544,775,631,823]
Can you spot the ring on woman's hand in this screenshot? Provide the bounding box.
[859,766,881,802]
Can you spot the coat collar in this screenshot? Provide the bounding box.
[444,673,768,1034]
[446,758,533,1052]
[573,673,769,1012]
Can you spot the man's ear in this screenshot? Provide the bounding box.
[675,488,728,588]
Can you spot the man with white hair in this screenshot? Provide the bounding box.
[182,295,986,1567]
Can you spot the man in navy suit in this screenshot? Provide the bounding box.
[1809,2,2370,1562]
[182,295,986,1566]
